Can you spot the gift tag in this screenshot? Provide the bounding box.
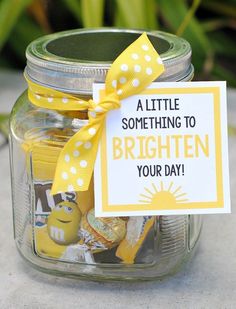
[94,81,230,217]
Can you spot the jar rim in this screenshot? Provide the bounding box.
[25,28,193,94]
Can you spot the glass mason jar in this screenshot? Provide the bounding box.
[9,28,202,281]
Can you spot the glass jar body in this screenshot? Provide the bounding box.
[10,91,202,281]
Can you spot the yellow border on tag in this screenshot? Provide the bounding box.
[99,87,223,213]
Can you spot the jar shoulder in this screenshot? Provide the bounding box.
[10,91,87,141]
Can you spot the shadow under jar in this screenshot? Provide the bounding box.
[9,28,202,281]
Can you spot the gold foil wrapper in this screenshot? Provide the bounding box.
[79,209,127,251]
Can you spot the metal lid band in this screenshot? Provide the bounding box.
[26,28,193,94]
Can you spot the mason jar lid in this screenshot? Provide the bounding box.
[25,28,193,95]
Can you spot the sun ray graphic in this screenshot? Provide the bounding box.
[139,182,188,209]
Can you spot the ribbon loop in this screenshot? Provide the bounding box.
[26,32,165,194]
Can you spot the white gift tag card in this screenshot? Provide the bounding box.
[93,82,230,217]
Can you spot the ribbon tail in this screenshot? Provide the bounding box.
[51,117,105,195]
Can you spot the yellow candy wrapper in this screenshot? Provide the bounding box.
[116,216,155,264]
[23,128,94,261]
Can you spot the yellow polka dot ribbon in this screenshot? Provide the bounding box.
[26,33,165,194]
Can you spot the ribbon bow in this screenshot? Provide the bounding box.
[26,33,165,194]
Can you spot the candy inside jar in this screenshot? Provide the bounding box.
[22,126,157,265]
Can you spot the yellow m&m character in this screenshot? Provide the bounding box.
[47,201,82,245]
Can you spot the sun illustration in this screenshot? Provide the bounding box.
[139,182,188,209]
